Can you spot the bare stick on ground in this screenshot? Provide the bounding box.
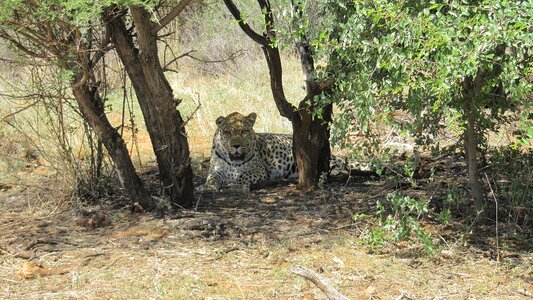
[289,266,350,300]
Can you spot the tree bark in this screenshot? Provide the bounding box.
[70,72,154,210]
[464,105,485,215]
[292,102,332,190]
[463,75,485,217]
[290,11,332,190]
[289,266,350,300]
[105,7,194,208]
[0,3,154,209]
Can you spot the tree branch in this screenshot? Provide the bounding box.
[223,0,296,120]
[257,0,274,38]
[223,0,269,46]
[154,0,194,33]
[0,101,40,123]
[72,32,90,89]
[291,0,319,96]
[163,49,247,73]
[91,24,112,67]
[0,30,48,59]
[289,266,350,300]
[262,47,296,120]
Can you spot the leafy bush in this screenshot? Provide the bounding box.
[358,192,435,256]
[318,0,531,214]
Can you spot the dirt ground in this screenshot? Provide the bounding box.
[0,161,532,299]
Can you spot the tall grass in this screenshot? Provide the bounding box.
[170,55,305,150]
[1,0,310,175]
[97,52,306,164]
[0,62,113,199]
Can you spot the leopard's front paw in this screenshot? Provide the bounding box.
[227,183,251,194]
[196,177,221,192]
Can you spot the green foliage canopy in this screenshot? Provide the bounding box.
[317,0,532,150]
[0,0,159,24]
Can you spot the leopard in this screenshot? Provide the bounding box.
[200,112,347,193]
[200,112,296,193]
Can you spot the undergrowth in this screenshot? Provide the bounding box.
[356,192,436,257]
[487,147,532,226]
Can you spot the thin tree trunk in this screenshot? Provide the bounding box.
[0,2,154,209]
[463,74,486,218]
[71,74,153,210]
[464,105,484,215]
[105,7,194,208]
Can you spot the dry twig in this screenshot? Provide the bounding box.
[517,288,533,298]
[289,265,350,300]
[485,173,500,261]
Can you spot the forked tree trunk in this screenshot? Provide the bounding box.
[71,72,153,210]
[105,7,194,208]
[291,22,333,191]
[262,45,331,191]
[226,0,332,191]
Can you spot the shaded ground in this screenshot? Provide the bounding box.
[0,161,532,299]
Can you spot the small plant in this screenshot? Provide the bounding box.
[352,212,369,222]
[398,157,416,185]
[360,227,388,253]
[437,208,452,226]
[361,192,435,256]
[318,171,328,190]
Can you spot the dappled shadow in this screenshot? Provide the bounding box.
[189,176,378,242]
[0,171,382,265]
[1,160,531,262]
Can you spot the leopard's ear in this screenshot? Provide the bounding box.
[246,113,257,126]
[216,116,225,127]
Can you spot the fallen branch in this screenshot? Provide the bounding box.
[25,239,78,251]
[289,265,350,300]
[517,288,533,298]
[25,239,61,251]
[16,262,69,280]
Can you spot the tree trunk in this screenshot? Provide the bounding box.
[105,7,194,208]
[261,45,332,191]
[71,73,154,210]
[464,105,485,215]
[292,102,332,190]
[291,16,333,190]
[462,74,486,218]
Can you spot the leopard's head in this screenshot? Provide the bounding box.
[213,112,258,162]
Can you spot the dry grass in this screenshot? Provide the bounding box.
[0,169,532,299]
[99,54,306,164]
